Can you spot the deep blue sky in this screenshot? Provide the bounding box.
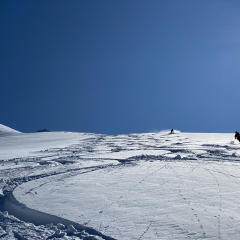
[1,0,240,134]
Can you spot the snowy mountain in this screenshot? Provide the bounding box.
[0,124,21,136]
[0,124,239,239]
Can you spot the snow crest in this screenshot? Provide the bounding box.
[0,124,21,136]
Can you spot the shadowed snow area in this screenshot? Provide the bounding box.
[1,124,240,239]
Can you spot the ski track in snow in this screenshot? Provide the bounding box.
[1,131,240,239]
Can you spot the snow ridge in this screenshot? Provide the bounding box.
[0,124,21,136]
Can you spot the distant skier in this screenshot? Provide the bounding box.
[170,129,174,134]
[235,131,240,142]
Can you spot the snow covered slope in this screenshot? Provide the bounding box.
[0,127,240,239]
[0,124,21,136]
[0,130,96,160]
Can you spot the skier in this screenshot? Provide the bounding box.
[235,131,240,142]
[170,129,174,134]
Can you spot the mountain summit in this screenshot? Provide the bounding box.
[0,124,21,136]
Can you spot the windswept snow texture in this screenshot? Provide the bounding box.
[1,129,240,239]
[0,124,21,136]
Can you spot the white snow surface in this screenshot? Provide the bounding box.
[1,125,240,239]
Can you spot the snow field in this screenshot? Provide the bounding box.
[14,160,240,239]
[1,123,240,239]
[0,131,96,160]
[5,130,239,240]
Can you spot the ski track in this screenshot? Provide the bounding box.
[1,132,240,239]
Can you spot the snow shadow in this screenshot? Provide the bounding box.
[0,193,116,240]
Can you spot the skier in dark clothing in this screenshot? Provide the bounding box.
[235,131,240,142]
[170,129,174,134]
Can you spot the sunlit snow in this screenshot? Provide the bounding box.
[0,124,240,239]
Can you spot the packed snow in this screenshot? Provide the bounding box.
[0,124,240,239]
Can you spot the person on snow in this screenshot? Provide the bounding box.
[170,129,174,134]
[235,131,240,142]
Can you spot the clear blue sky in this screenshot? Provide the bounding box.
[1,0,240,134]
